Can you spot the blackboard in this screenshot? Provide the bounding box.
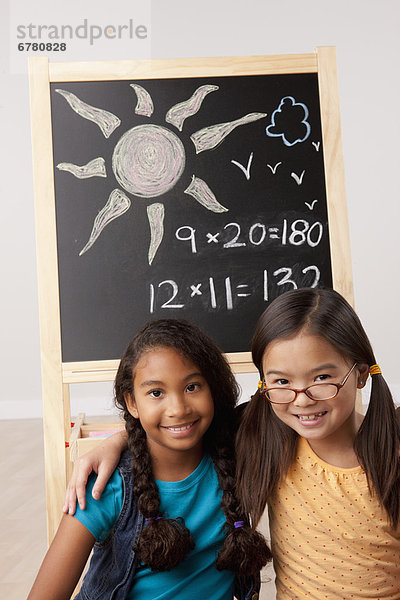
[29,50,352,541]
[50,72,332,362]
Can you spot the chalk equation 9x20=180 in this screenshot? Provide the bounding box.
[149,266,321,313]
[175,218,324,254]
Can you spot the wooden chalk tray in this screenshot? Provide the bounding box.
[69,413,125,462]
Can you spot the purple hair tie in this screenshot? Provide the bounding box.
[234,521,244,528]
[145,516,162,526]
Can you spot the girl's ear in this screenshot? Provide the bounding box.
[124,392,139,418]
[357,364,369,389]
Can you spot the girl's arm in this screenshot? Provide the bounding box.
[27,514,95,600]
[63,430,128,515]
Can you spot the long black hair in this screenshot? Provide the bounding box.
[236,288,400,528]
[115,318,271,574]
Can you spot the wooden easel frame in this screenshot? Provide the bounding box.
[29,47,352,542]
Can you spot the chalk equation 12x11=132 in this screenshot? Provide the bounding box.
[149,266,321,313]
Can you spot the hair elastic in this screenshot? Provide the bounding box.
[145,516,163,526]
[234,521,245,528]
[369,364,382,376]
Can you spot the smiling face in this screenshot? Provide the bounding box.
[125,346,214,471]
[262,331,367,455]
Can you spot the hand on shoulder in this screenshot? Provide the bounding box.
[63,430,128,515]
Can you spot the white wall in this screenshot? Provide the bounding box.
[1,0,399,419]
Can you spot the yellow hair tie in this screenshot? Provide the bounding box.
[258,380,263,389]
[369,364,382,376]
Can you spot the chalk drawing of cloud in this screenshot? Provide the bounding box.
[266,96,311,147]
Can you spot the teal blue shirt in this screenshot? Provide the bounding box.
[74,454,235,599]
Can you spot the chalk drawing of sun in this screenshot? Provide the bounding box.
[55,84,266,264]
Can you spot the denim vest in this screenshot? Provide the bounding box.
[75,451,260,600]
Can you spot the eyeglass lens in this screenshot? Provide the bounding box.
[267,383,339,404]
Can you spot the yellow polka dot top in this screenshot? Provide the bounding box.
[269,437,400,599]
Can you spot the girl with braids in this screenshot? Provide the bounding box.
[28,318,271,600]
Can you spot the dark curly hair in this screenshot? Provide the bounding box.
[114,318,272,575]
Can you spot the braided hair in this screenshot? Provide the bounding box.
[115,318,272,574]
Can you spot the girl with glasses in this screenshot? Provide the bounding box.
[63,289,400,599]
[236,287,399,598]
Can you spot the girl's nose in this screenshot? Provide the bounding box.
[166,393,190,417]
[292,390,317,407]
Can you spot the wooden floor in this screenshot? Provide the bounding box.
[0,419,47,600]
[0,419,275,599]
